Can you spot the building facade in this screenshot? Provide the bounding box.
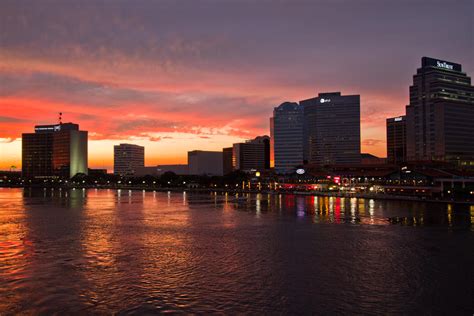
[253,135,271,169]
[301,92,361,165]
[232,136,270,172]
[386,116,407,164]
[406,57,474,166]
[222,147,234,175]
[114,144,145,176]
[188,150,223,176]
[22,123,88,178]
[271,102,304,174]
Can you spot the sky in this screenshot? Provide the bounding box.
[0,0,473,171]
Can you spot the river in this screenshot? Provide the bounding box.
[0,188,472,314]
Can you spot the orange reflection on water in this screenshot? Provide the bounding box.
[0,188,32,313]
[78,189,195,309]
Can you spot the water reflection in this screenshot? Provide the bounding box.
[0,188,472,314]
[234,193,472,228]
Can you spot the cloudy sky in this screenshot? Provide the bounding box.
[0,0,472,170]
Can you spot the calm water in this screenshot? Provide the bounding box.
[0,188,473,314]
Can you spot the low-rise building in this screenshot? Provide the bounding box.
[188,150,223,176]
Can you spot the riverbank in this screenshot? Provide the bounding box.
[4,184,473,205]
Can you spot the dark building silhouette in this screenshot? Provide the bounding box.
[22,123,88,178]
[222,147,233,175]
[361,153,386,165]
[232,136,270,172]
[386,116,407,164]
[406,57,474,166]
[301,92,361,165]
[188,150,223,176]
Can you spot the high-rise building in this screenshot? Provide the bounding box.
[270,117,275,168]
[386,116,407,164]
[188,150,223,176]
[114,144,145,176]
[222,147,234,175]
[301,92,361,165]
[271,102,304,174]
[406,57,474,166]
[232,135,270,172]
[22,123,88,178]
[253,135,271,169]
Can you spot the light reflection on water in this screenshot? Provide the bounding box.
[0,188,473,314]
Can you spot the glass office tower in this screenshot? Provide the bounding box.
[271,102,304,174]
[301,92,361,166]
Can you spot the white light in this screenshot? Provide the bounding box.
[296,168,305,175]
[436,61,453,70]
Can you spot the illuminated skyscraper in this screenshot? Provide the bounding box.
[271,102,304,174]
[22,123,88,178]
[114,144,145,176]
[405,57,474,166]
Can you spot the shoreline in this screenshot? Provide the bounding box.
[3,185,473,205]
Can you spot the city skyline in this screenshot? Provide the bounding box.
[1,1,473,171]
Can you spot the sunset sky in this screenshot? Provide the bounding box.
[0,0,472,171]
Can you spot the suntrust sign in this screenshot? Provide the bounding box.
[436,61,453,70]
[422,57,461,72]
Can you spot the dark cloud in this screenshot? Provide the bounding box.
[0,116,27,123]
[0,0,472,157]
[2,0,471,81]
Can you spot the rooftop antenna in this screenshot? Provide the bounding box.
[59,112,62,125]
